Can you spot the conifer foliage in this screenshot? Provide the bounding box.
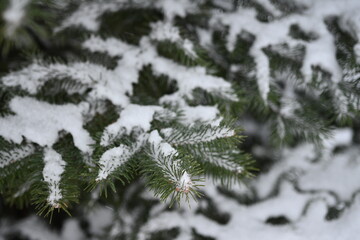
[0,0,254,216]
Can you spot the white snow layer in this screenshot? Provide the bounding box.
[155,0,198,20]
[1,61,132,106]
[0,97,93,153]
[162,126,235,145]
[101,104,163,146]
[2,0,30,37]
[43,148,66,207]
[150,21,196,57]
[96,145,132,181]
[148,130,177,158]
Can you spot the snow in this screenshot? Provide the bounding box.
[150,21,182,42]
[155,0,198,20]
[83,35,136,57]
[180,105,221,126]
[98,132,147,181]
[42,148,66,207]
[195,147,243,173]
[177,171,193,193]
[61,219,85,240]
[275,71,300,118]
[150,21,196,56]
[101,104,163,146]
[0,97,93,153]
[0,144,35,168]
[86,206,114,235]
[2,0,30,37]
[96,145,132,181]
[1,216,62,240]
[162,126,235,145]
[254,0,282,17]
[148,130,177,158]
[1,62,131,106]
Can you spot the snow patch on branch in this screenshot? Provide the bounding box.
[1,62,132,106]
[83,35,136,57]
[0,144,35,168]
[148,130,192,192]
[96,145,132,181]
[150,21,196,57]
[162,126,235,145]
[148,130,177,158]
[194,147,244,173]
[177,171,193,193]
[155,0,198,21]
[150,21,182,42]
[0,97,93,153]
[181,105,221,126]
[43,148,66,207]
[101,104,163,146]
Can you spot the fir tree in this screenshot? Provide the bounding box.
[1,0,360,239]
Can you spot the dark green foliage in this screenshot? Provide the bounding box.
[131,65,178,105]
[289,24,318,42]
[0,0,59,56]
[140,147,204,205]
[35,77,89,104]
[99,8,163,45]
